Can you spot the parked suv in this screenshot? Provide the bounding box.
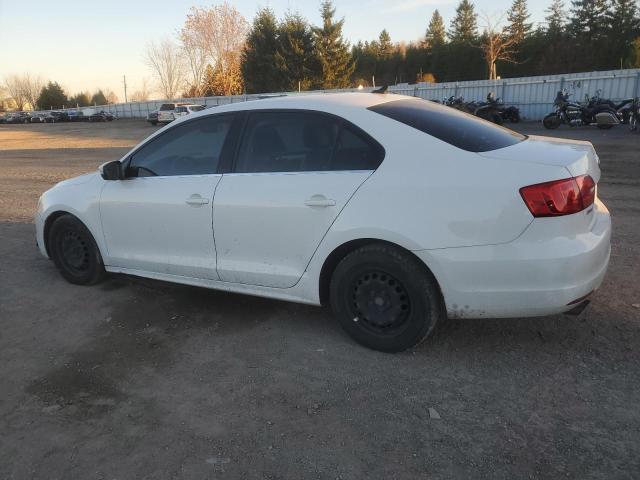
[157,102,190,124]
[174,104,205,118]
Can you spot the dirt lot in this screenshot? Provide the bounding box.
[1,120,639,479]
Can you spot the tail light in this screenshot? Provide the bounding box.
[520,175,595,217]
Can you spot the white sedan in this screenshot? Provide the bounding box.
[35,93,611,352]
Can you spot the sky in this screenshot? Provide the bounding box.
[0,0,552,99]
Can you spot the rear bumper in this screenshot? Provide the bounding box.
[416,199,611,319]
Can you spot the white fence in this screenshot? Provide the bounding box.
[59,68,640,121]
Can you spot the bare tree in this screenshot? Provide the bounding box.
[181,13,209,96]
[181,3,248,96]
[480,13,518,80]
[145,38,185,100]
[23,74,45,110]
[4,74,28,110]
[130,78,151,102]
[105,90,119,104]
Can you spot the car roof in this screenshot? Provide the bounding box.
[189,92,410,118]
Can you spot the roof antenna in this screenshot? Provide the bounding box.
[372,85,388,94]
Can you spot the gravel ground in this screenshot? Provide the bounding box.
[0,120,639,479]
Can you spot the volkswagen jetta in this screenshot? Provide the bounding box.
[35,93,611,352]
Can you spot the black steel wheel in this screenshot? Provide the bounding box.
[330,243,444,352]
[48,214,105,285]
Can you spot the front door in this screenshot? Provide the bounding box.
[100,113,236,279]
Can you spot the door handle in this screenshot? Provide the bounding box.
[185,195,209,206]
[304,195,336,207]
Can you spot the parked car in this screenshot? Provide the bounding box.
[88,111,115,122]
[67,111,86,122]
[147,110,159,126]
[7,112,32,124]
[35,93,611,352]
[174,104,205,118]
[0,114,7,124]
[157,102,189,123]
[45,111,70,123]
[30,113,47,123]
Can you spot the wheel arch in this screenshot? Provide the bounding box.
[43,210,101,259]
[318,238,444,307]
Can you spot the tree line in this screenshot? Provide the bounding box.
[3,0,639,109]
[148,0,640,99]
[1,73,124,111]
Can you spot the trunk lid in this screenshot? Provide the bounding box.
[478,135,601,182]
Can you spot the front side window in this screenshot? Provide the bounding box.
[127,115,233,177]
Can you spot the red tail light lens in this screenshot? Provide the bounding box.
[520,175,596,217]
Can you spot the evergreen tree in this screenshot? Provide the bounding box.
[506,0,533,43]
[313,0,355,89]
[241,8,282,93]
[275,13,320,91]
[91,90,108,106]
[545,0,567,36]
[70,92,91,107]
[608,0,640,66]
[37,82,67,110]
[425,10,446,46]
[570,0,611,39]
[378,30,393,58]
[448,0,478,43]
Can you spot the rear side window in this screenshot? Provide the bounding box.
[369,99,525,152]
[191,105,205,112]
[159,103,174,111]
[334,124,384,170]
[235,111,383,173]
[235,111,340,173]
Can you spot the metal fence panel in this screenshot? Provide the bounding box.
[32,68,640,121]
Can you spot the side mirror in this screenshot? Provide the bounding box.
[100,160,123,180]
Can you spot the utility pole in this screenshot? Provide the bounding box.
[123,75,128,103]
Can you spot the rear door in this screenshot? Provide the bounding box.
[212,110,384,288]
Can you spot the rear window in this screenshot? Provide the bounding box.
[368,99,525,152]
[190,105,205,112]
[159,104,174,111]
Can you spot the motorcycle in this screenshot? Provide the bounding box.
[586,89,635,124]
[543,90,619,130]
[629,97,640,132]
[473,93,504,125]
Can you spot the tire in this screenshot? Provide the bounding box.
[48,215,105,285]
[329,243,445,353]
[491,113,503,125]
[630,114,638,132]
[510,111,520,123]
[543,113,561,129]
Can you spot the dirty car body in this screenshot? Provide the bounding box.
[35,93,611,351]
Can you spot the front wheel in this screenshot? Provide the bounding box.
[543,113,561,129]
[630,114,638,132]
[48,215,106,285]
[330,243,445,352]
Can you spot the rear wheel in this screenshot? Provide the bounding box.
[48,215,105,285]
[543,113,561,129]
[329,243,444,352]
